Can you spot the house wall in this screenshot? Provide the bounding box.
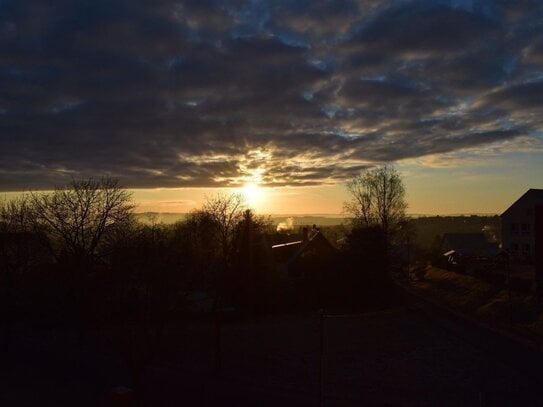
[441,239,454,254]
[536,206,543,290]
[502,193,543,262]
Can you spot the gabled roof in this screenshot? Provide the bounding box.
[271,239,304,263]
[271,240,303,249]
[271,231,336,265]
[501,189,543,218]
[441,233,497,256]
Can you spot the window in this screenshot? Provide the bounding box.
[521,223,530,234]
[510,223,518,233]
[524,244,531,252]
[512,243,519,251]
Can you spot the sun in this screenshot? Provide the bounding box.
[241,183,263,207]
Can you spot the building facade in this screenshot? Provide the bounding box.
[501,189,543,262]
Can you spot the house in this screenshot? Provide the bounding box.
[271,225,337,279]
[441,233,498,264]
[536,206,543,291]
[501,189,543,262]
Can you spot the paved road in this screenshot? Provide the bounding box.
[145,306,543,406]
[1,304,542,406]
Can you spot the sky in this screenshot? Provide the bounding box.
[1,0,543,214]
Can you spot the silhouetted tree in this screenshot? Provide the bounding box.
[200,192,245,374]
[106,219,196,396]
[172,211,221,288]
[0,196,46,349]
[30,177,134,261]
[202,193,245,268]
[0,196,33,234]
[396,220,417,278]
[337,225,399,308]
[232,209,274,313]
[29,177,134,332]
[344,165,407,250]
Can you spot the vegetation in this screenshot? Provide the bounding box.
[30,177,134,260]
[410,215,501,252]
[0,177,403,332]
[409,266,543,349]
[1,176,533,402]
[344,165,407,248]
[342,165,408,285]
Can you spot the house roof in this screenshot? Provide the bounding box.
[271,230,336,265]
[501,189,543,218]
[271,240,303,249]
[441,233,496,256]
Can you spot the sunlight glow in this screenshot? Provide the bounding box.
[242,183,263,207]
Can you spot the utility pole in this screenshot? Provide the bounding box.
[506,254,513,328]
[318,309,325,407]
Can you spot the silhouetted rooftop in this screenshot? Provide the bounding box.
[441,233,498,257]
[501,189,543,217]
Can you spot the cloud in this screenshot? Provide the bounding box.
[478,81,543,110]
[403,134,543,168]
[344,3,500,57]
[1,0,542,190]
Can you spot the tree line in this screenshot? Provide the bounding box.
[0,168,410,384]
[0,167,409,333]
[1,179,279,333]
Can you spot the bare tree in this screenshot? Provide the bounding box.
[344,165,407,248]
[0,195,46,274]
[28,178,134,337]
[344,177,376,228]
[0,195,41,349]
[200,192,245,374]
[0,195,33,234]
[202,192,245,268]
[30,177,134,261]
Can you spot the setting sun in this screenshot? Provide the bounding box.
[241,183,263,207]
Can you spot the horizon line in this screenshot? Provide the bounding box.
[134,211,501,217]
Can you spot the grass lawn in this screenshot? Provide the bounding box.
[408,266,543,349]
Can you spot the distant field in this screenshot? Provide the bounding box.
[272,215,349,228]
[135,212,188,224]
[135,212,350,227]
[134,213,502,249]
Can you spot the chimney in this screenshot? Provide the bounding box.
[302,227,309,242]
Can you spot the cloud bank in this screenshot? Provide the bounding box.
[1,0,543,190]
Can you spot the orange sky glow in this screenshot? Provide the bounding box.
[2,149,542,216]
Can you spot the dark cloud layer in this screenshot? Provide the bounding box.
[1,0,543,190]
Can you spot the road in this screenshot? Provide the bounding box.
[1,302,542,406]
